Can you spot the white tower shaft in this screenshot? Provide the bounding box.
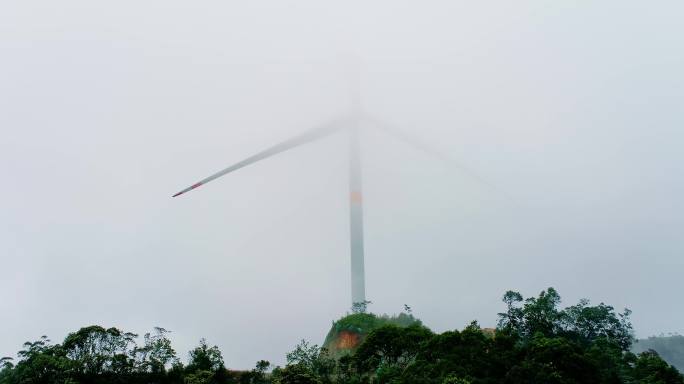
[348,124,366,305]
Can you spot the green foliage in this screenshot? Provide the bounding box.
[634,335,684,372]
[0,327,185,384]
[0,357,13,371]
[283,340,335,383]
[249,360,271,384]
[286,340,321,369]
[5,336,74,384]
[504,335,600,383]
[185,369,215,384]
[562,300,633,350]
[633,350,684,383]
[353,324,432,374]
[497,288,634,350]
[498,287,563,338]
[328,312,422,336]
[135,327,179,373]
[442,376,472,384]
[0,287,680,384]
[0,358,13,384]
[400,322,500,383]
[186,339,225,374]
[350,288,678,384]
[322,311,423,359]
[62,325,138,376]
[351,301,372,315]
[272,364,321,384]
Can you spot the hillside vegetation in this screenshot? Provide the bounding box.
[1,288,682,384]
[634,335,684,372]
[322,312,421,357]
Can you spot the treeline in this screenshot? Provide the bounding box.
[1,288,682,384]
[0,327,257,384]
[634,335,684,372]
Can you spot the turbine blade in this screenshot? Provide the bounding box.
[172,118,349,197]
[365,115,512,199]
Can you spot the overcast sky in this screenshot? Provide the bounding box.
[1,0,683,369]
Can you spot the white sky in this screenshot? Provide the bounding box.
[1,0,683,369]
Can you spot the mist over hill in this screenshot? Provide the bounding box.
[634,335,684,372]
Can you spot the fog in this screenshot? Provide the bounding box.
[1,1,683,369]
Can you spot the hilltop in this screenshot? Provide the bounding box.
[322,312,422,357]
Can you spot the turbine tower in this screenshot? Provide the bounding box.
[348,122,366,305]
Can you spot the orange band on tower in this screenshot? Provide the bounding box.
[350,191,363,203]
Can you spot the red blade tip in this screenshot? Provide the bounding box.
[171,182,203,198]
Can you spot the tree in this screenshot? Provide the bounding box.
[497,288,634,352]
[0,356,14,383]
[186,338,224,374]
[351,301,372,314]
[8,336,74,384]
[633,350,684,384]
[400,323,495,383]
[134,327,179,374]
[634,334,684,372]
[62,326,137,376]
[285,340,334,382]
[504,334,600,383]
[561,300,633,350]
[184,369,215,384]
[354,323,433,382]
[249,360,270,384]
[519,287,563,338]
[498,291,523,332]
[286,340,321,370]
[0,358,13,371]
[272,364,321,384]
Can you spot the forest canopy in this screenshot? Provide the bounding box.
[1,288,682,384]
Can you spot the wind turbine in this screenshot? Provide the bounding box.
[173,113,372,307]
[172,110,495,308]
